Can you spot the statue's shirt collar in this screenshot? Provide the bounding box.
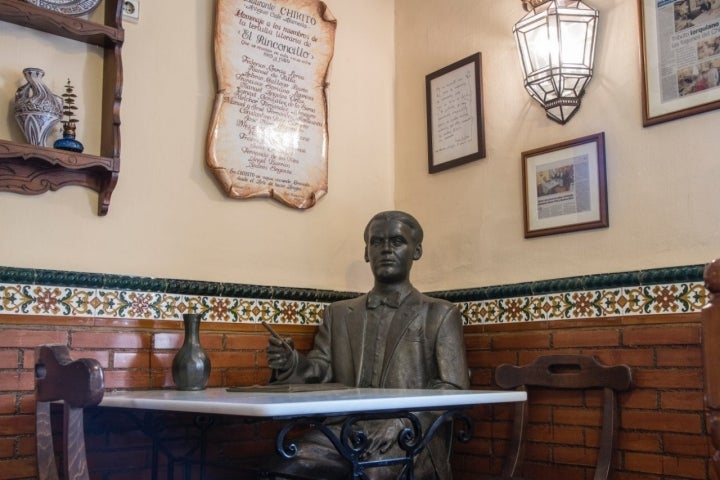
[366,286,412,309]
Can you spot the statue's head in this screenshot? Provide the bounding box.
[363,211,424,245]
[363,211,423,284]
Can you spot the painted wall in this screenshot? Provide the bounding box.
[2,0,720,295]
[395,0,720,291]
[0,0,394,292]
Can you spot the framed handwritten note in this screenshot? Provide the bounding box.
[207,0,336,209]
[425,53,485,174]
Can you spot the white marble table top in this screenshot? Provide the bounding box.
[99,387,527,418]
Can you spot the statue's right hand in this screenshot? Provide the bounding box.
[266,336,295,371]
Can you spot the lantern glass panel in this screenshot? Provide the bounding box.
[513,0,598,124]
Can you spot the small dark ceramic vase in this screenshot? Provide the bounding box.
[53,123,84,153]
[172,313,211,390]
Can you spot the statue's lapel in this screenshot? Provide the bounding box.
[345,295,368,386]
[381,290,422,377]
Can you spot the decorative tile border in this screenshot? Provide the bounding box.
[429,264,708,323]
[0,284,326,325]
[456,282,707,323]
[0,264,708,325]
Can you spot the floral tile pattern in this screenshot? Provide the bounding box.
[457,282,707,324]
[0,265,709,325]
[0,283,328,325]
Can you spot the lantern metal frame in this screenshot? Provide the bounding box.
[513,0,599,124]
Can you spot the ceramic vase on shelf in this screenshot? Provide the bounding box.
[13,68,63,147]
[172,313,211,390]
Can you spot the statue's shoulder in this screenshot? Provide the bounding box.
[327,293,367,311]
[415,291,457,311]
[412,291,460,327]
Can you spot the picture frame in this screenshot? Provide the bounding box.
[425,52,485,173]
[522,132,608,238]
[639,0,720,126]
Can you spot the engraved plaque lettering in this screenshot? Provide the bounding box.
[208,0,336,209]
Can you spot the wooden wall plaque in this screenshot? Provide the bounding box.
[208,0,336,209]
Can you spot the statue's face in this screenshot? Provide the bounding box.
[365,219,422,284]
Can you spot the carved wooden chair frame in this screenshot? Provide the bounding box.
[485,354,632,480]
[35,345,104,480]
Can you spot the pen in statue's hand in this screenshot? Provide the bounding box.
[263,321,295,370]
[262,321,293,350]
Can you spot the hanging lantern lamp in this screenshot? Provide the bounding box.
[513,0,599,124]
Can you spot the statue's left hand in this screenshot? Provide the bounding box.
[266,336,295,371]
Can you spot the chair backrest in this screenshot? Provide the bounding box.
[703,258,720,476]
[35,345,104,480]
[494,354,632,480]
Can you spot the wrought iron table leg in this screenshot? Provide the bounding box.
[275,409,474,480]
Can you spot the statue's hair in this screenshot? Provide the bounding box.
[363,211,424,244]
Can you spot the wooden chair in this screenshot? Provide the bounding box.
[35,345,105,480]
[703,258,720,476]
[482,354,632,480]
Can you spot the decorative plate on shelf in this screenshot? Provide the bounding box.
[26,0,102,16]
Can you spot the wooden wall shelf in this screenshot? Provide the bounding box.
[0,0,123,215]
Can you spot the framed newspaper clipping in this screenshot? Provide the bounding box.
[425,53,485,173]
[639,0,720,126]
[522,133,608,239]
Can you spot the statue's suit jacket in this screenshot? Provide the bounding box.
[276,287,470,479]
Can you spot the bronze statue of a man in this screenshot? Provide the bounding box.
[265,210,469,479]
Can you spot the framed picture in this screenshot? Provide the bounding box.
[425,52,485,173]
[522,132,608,238]
[639,0,720,126]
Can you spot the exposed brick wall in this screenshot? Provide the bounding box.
[0,313,713,479]
[0,315,316,479]
[457,313,714,480]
